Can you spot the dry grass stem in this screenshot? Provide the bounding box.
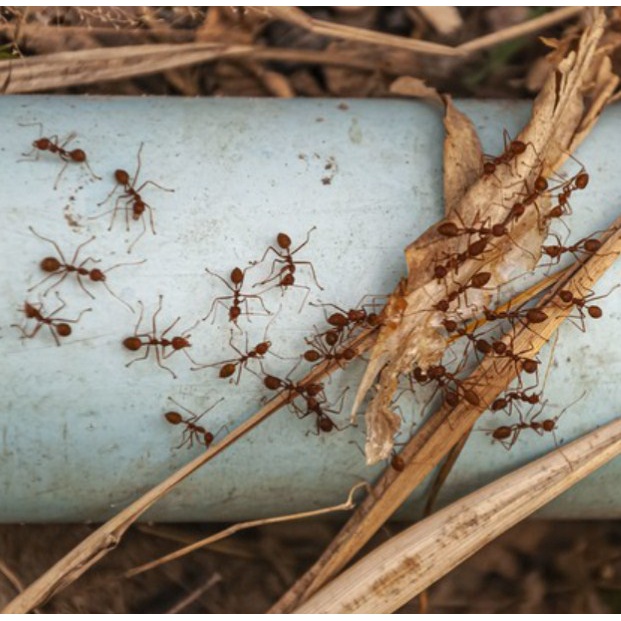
[246,6,463,57]
[1,327,377,614]
[294,416,621,613]
[123,483,367,580]
[270,215,621,613]
[456,7,586,54]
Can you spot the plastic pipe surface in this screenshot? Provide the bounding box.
[1,96,620,522]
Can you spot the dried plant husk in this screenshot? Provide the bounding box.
[354,9,618,465]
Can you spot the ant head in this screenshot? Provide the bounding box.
[544,245,562,258]
[391,454,405,472]
[89,268,105,282]
[534,176,548,192]
[304,349,322,363]
[521,359,539,374]
[264,375,282,391]
[510,140,526,155]
[491,223,506,237]
[575,172,589,190]
[277,233,291,249]
[219,363,236,379]
[434,265,448,280]
[542,419,556,432]
[115,169,130,185]
[204,431,215,446]
[342,348,356,361]
[123,336,142,351]
[230,267,244,285]
[511,202,525,219]
[55,323,72,337]
[492,341,507,355]
[40,257,61,273]
[328,313,348,328]
[483,161,496,175]
[255,341,270,355]
[324,330,340,346]
[34,138,51,150]
[164,412,183,425]
[171,336,189,350]
[558,290,574,304]
[70,149,86,163]
[23,302,38,318]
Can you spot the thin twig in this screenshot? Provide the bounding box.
[124,482,367,579]
[456,6,585,54]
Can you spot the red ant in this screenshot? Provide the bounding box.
[194,330,274,383]
[482,131,532,177]
[541,233,603,266]
[302,337,357,368]
[555,286,619,330]
[431,271,492,313]
[481,305,548,333]
[310,301,382,345]
[27,227,142,312]
[95,143,174,253]
[12,293,92,346]
[502,175,549,225]
[123,295,202,379]
[411,364,481,407]
[291,388,350,435]
[253,228,323,308]
[20,122,101,189]
[491,390,541,416]
[485,397,575,450]
[262,373,327,410]
[203,266,270,327]
[163,397,225,449]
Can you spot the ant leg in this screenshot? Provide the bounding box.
[126,344,152,368]
[12,322,42,341]
[53,162,69,190]
[127,215,147,254]
[204,268,236,293]
[255,258,287,287]
[293,260,323,291]
[136,180,175,194]
[82,158,101,181]
[132,142,144,187]
[61,307,93,324]
[203,296,233,323]
[101,281,134,313]
[291,225,317,255]
[251,245,282,269]
[154,345,177,379]
[161,316,181,339]
[97,181,121,207]
[245,293,272,316]
[145,203,156,236]
[151,295,164,335]
[28,226,69,264]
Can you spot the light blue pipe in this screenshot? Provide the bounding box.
[0,96,619,522]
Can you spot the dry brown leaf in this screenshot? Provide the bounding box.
[354,9,615,465]
[417,7,463,36]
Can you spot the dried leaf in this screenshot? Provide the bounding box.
[355,9,614,465]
